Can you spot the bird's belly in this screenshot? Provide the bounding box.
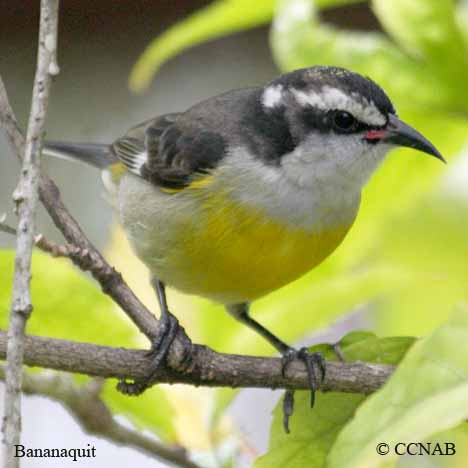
[173,222,350,304]
[135,197,353,304]
[119,175,357,304]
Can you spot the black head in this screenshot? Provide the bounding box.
[260,66,443,161]
[268,66,395,118]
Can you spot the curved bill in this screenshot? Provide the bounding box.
[383,114,445,163]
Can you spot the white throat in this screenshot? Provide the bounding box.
[219,142,390,232]
[281,133,390,193]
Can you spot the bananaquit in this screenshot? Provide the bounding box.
[44,66,444,425]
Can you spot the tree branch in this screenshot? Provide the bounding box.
[0,331,394,394]
[0,215,17,236]
[0,217,74,258]
[2,2,59,466]
[0,368,201,468]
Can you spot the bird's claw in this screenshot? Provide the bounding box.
[117,312,180,396]
[281,347,326,433]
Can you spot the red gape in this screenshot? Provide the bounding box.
[365,129,387,140]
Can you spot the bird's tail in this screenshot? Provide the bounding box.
[43,141,117,169]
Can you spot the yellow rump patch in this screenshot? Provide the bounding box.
[109,162,128,183]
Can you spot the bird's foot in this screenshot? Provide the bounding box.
[117,311,181,396]
[281,347,326,433]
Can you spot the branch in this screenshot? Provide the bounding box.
[0,331,394,394]
[0,215,17,236]
[0,217,74,258]
[2,2,59,466]
[0,368,201,468]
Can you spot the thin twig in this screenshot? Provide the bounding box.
[0,331,394,394]
[33,234,72,257]
[0,216,16,236]
[0,367,201,468]
[2,2,59,467]
[0,218,72,258]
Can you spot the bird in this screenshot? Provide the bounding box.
[44,65,444,431]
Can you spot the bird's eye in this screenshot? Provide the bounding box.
[332,111,357,132]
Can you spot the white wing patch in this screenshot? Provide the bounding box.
[292,86,386,126]
[113,136,148,175]
[262,84,284,108]
[119,151,147,174]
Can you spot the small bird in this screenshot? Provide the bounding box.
[44,66,443,431]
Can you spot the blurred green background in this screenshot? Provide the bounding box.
[1,1,468,467]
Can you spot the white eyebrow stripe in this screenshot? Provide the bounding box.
[262,84,284,108]
[292,85,386,126]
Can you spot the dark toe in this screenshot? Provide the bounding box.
[117,313,180,395]
[283,390,295,433]
[116,379,147,396]
[281,347,327,432]
[146,313,179,371]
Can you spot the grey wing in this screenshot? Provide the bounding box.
[112,113,179,176]
[112,112,226,190]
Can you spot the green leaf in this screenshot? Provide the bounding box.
[255,332,414,468]
[129,0,275,92]
[256,392,367,468]
[0,250,133,346]
[373,0,465,59]
[338,331,377,349]
[272,0,430,109]
[326,306,468,468]
[272,0,468,113]
[456,0,468,48]
[341,335,416,365]
[372,0,468,109]
[367,195,468,337]
[420,424,468,467]
[129,0,365,92]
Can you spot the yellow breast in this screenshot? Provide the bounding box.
[163,190,355,304]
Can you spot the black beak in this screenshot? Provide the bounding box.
[383,114,445,163]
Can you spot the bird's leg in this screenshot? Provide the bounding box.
[227,303,326,433]
[148,279,181,366]
[117,279,182,395]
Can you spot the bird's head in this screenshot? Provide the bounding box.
[260,66,444,191]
